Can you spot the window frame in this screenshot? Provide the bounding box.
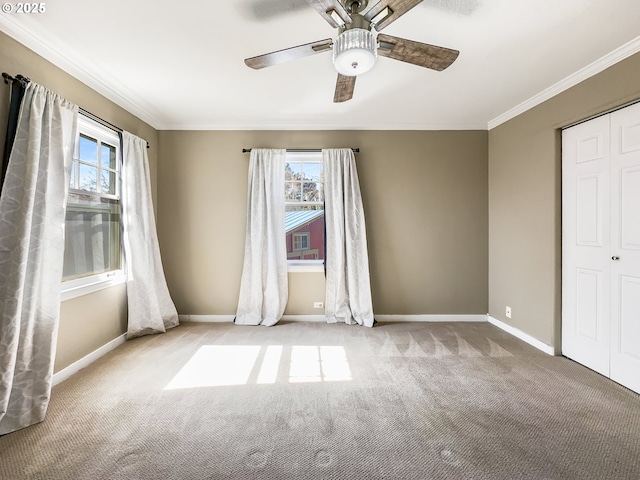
[285,151,325,273]
[61,115,126,301]
[292,232,310,251]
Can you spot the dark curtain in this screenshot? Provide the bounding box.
[1,77,28,193]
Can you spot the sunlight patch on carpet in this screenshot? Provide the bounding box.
[289,346,352,383]
[165,346,261,389]
[257,345,282,384]
[164,345,352,390]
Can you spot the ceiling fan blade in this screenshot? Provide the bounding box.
[377,33,459,71]
[334,74,356,103]
[365,0,423,31]
[245,38,333,69]
[306,0,352,28]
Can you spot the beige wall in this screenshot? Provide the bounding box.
[0,31,159,372]
[55,284,127,372]
[488,51,640,351]
[157,130,488,316]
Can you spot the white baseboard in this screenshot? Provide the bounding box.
[178,315,336,323]
[180,314,488,323]
[487,316,555,356]
[375,314,488,323]
[53,333,127,386]
[179,315,235,323]
[181,315,326,323]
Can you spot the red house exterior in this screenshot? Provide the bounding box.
[285,210,325,260]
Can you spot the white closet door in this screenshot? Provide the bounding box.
[562,115,611,377]
[610,103,640,393]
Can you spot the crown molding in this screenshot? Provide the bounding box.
[488,35,640,130]
[0,16,163,129]
[155,122,489,131]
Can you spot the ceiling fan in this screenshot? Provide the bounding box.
[244,0,460,102]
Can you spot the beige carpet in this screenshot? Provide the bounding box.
[1,321,639,479]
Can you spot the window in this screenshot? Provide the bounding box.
[285,152,324,269]
[61,115,125,299]
[292,233,310,251]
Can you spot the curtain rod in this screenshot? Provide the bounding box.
[2,72,149,149]
[80,109,150,150]
[2,72,30,85]
[242,148,359,153]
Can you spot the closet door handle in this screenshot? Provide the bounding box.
[612,256,620,261]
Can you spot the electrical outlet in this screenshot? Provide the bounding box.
[314,302,324,309]
[506,306,512,318]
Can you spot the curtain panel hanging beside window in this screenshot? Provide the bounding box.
[235,148,288,326]
[323,148,374,327]
[1,77,27,193]
[121,131,179,338]
[0,83,78,435]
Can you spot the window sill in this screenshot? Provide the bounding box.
[287,261,325,273]
[61,271,127,301]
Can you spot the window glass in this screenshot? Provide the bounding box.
[79,135,97,163]
[78,163,98,192]
[285,152,324,262]
[101,169,116,195]
[101,143,116,169]
[63,197,120,280]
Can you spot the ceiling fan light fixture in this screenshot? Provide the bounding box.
[333,28,377,76]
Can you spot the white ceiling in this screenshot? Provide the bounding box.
[1,0,639,130]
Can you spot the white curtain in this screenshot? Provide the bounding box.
[121,132,178,338]
[235,149,288,326]
[0,83,78,434]
[323,148,374,327]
